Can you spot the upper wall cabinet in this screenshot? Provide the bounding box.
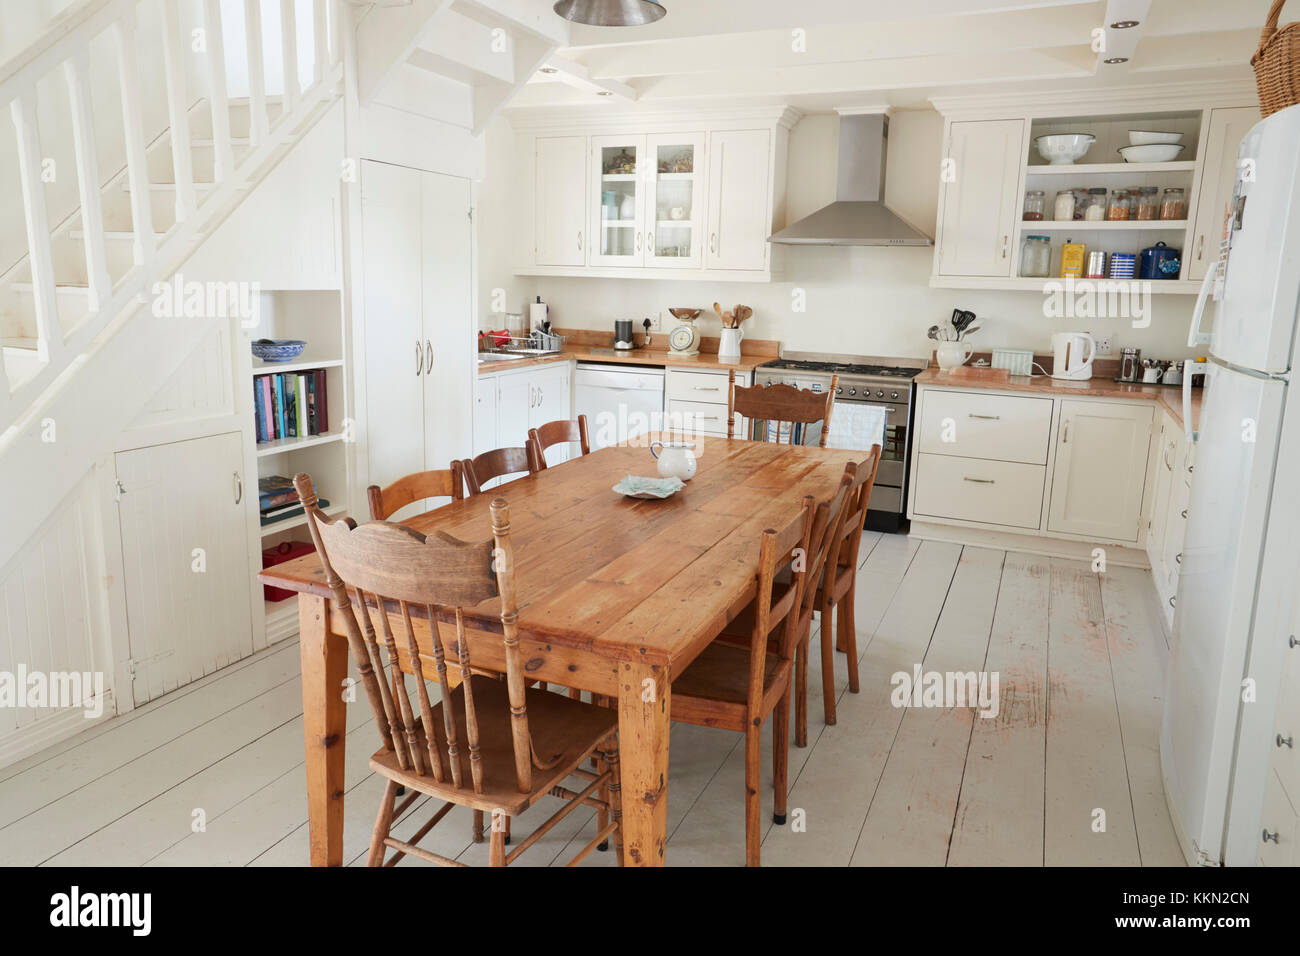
[928,92,1259,294]
[512,108,796,282]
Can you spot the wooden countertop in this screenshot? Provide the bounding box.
[914,367,1203,429]
[477,348,774,374]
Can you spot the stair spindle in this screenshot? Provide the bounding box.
[243,0,269,147]
[202,0,235,184]
[160,0,196,221]
[64,49,112,313]
[281,0,299,114]
[9,89,61,364]
[313,0,329,86]
[111,6,155,266]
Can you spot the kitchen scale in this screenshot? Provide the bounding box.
[667,308,702,356]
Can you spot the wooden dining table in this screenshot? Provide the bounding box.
[259,433,863,866]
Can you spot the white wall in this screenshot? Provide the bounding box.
[485,110,1203,362]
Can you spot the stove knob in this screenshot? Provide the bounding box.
[835,386,843,394]
[890,391,899,400]
[876,389,885,398]
[848,387,856,396]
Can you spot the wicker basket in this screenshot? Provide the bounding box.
[1253,0,1300,117]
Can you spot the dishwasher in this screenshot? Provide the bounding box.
[574,363,665,450]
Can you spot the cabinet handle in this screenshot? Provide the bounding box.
[963,477,995,484]
[1262,829,1280,844]
[1000,235,1008,258]
[636,232,641,252]
[1175,552,1182,564]
[425,339,433,371]
[1278,734,1294,749]
[528,385,534,408]
[233,472,242,505]
[1290,635,1299,648]
[693,385,720,392]
[538,385,543,405]
[967,413,1000,420]
[1062,420,1070,444]
[1181,508,1188,519]
[415,339,423,376]
[710,232,717,254]
[1169,596,1177,608]
[577,231,583,251]
[1195,234,1204,261]
[647,231,654,255]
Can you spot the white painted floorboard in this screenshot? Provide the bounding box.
[0,537,1182,866]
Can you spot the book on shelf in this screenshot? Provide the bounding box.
[253,369,330,444]
[260,498,330,526]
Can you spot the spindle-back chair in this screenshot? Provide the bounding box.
[528,415,591,470]
[727,370,838,447]
[366,463,464,520]
[461,442,542,496]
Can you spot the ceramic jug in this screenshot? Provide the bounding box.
[650,441,697,481]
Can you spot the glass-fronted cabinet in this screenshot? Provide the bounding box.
[589,135,645,266]
[645,132,705,269]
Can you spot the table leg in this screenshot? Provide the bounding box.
[616,659,670,866]
[300,595,348,866]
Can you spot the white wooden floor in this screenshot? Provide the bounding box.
[0,535,1185,866]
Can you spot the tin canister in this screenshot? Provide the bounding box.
[1084,250,1107,279]
[1059,241,1086,278]
[1109,252,1137,279]
[1139,241,1182,279]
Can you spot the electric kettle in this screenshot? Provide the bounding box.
[1050,331,1096,381]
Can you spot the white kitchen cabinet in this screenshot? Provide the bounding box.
[474,376,498,456]
[647,132,707,269]
[1145,417,1178,573]
[495,371,531,450]
[116,432,252,706]
[1258,770,1299,866]
[665,367,749,436]
[1188,106,1259,281]
[590,135,647,267]
[912,452,1047,530]
[361,160,475,501]
[534,136,588,267]
[1047,400,1153,542]
[916,388,1052,464]
[705,129,772,273]
[476,362,574,463]
[935,119,1025,278]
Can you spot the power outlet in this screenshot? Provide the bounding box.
[1095,335,1113,356]
[647,312,663,332]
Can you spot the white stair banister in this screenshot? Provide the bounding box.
[10,87,62,364]
[244,0,269,147]
[314,0,329,85]
[111,4,156,266]
[202,0,235,183]
[281,0,299,114]
[65,47,113,312]
[160,0,196,221]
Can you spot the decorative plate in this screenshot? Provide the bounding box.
[612,474,684,500]
[252,338,306,362]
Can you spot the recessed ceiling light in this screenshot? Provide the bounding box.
[539,67,559,74]
[1104,57,1129,64]
[553,0,666,27]
[1110,19,1140,29]
[596,90,614,96]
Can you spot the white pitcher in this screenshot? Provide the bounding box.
[650,441,697,481]
[718,327,744,362]
[936,341,973,370]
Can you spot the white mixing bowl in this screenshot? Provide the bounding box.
[1034,133,1096,165]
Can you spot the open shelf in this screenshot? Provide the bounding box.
[1025,161,1197,176]
[252,355,344,375]
[931,275,1201,294]
[601,173,637,182]
[656,220,693,228]
[1019,219,1188,231]
[259,501,346,536]
[255,427,347,458]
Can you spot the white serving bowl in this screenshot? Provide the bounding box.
[1117,143,1186,163]
[1034,133,1096,165]
[1128,130,1183,146]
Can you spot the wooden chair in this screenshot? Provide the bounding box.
[366,463,464,520]
[671,470,851,866]
[461,442,542,496]
[813,445,882,728]
[727,370,838,447]
[528,415,591,470]
[293,473,621,867]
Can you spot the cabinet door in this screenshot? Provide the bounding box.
[474,376,497,457]
[361,161,425,492]
[590,135,646,266]
[1188,106,1259,281]
[421,170,475,472]
[529,364,572,465]
[116,432,252,706]
[1146,420,1176,571]
[534,135,588,267]
[496,372,531,448]
[1047,401,1153,541]
[936,119,1025,277]
[705,128,771,272]
[645,132,706,269]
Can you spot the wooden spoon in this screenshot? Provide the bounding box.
[733,305,752,325]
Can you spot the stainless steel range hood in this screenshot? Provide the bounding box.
[769,113,933,247]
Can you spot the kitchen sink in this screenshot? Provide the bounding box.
[477,352,525,363]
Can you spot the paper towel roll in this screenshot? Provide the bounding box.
[530,300,548,329]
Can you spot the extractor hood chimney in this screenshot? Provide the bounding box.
[769,113,933,246]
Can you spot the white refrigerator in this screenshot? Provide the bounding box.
[1161,103,1300,866]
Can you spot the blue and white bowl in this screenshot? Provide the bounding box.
[251,339,306,362]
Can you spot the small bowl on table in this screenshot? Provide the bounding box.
[251,339,306,363]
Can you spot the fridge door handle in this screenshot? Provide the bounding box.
[1183,360,1208,444]
[1187,261,1217,348]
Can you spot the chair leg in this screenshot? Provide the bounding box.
[840,589,860,694]
[368,780,399,867]
[568,687,581,700]
[604,738,623,866]
[596,751,610,851]
[820,599,838,727]
[773,687,791,826]
[504,814,512,845]
[489,822,507,867]
[794,636,809,748]
[472,809,485,843]
[744,723,762,867]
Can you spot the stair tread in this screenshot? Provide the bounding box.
[13,282,90,293]
[1,337,39,350]
[123,181,216,191]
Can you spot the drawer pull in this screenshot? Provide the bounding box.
[1279,734,1294,749]
[692,385,720,392]
[1290,635,1299,648]
[1175,553,1182,564]
[968,414,1001,420]
[1262,829,1280,844]
[963,477,995,484]
[1181,508,1188,519]
[1169,596,1177,608]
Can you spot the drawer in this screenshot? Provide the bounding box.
[666,398,731,436]
[917,389,1053,464]
[1258,770,1299,866]
[912,453,1046,529]
[665,368,736,403]
[1274,649,1300,808]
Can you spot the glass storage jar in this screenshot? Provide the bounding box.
[1053,189,1075,221]
[1083,188,1107,221]
[1134,186,1159,220]
[1106,188,1131,220]
[1160,187,1186,220]
[1020,235,1052,278]
[1023,189,1046,221]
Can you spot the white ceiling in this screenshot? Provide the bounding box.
[512,0,1273,112]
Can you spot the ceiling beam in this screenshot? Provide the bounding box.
[535,54,638,100]
[1092,0,1151,75]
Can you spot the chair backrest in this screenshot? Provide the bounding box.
[792,464,856,638]
[727,370,839,447]
[294,472,538,795]
[461,442,542,496]
[830,444,882,573]
[528,415,591,471]
[367,463,464,520]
